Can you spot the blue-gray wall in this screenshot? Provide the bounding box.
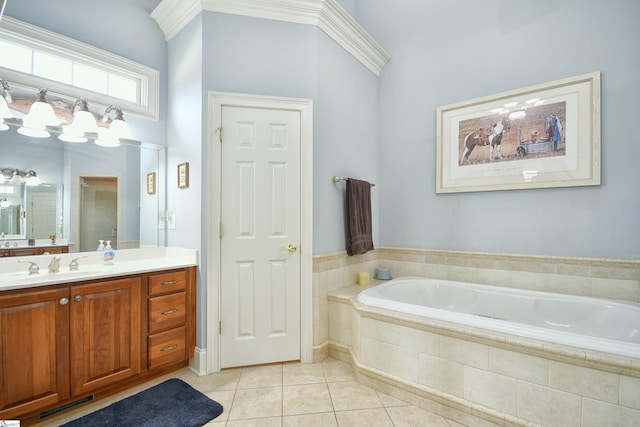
[353,0,640,259]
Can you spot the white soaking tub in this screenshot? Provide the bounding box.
[357,276,640,358]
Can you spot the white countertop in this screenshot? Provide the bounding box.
[0,247,198,292]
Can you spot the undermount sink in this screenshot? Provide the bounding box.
[1,267,105,287]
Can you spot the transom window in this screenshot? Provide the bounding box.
[0,16,158,120]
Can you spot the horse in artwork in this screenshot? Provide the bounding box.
[459,117,510,164]
[459,128,489,165]
[485,117,510,161]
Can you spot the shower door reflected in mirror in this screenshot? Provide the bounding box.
[79,177,118,252]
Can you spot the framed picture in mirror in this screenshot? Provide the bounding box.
[146,172,156,194]
[178,162,189,188]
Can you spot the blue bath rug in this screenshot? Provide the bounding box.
[60,378,223,427]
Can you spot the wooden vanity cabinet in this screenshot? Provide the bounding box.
[0,288,70,419]
[70,277,141,396]
[147,270,195,369]
[0,267,195,423]
[0,245,69,257]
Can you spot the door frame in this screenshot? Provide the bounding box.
[206,92,313,373]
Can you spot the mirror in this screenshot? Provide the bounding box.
[0,182,63,238]
[1,121,165,252]
[0,183,23,236]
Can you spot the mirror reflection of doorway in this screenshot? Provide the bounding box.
[27,190,57,239]
[79,176,118,252]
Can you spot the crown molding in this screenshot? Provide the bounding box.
[151,0,390,76]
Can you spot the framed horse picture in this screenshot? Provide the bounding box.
[436,72,600,193]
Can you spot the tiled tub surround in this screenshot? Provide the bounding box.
[314,248,640,427]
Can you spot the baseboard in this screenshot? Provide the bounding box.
[189,347,207,375]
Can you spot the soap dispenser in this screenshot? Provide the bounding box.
[97,240,105,251]
[103,240,115,265]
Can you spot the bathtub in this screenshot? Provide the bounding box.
[357,276,640,358]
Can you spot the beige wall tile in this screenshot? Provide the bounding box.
[418,353,463,397]
[549,361,619,404]
[508,270,551,292]
[360,336,383,369]
[398,325,440,356]
[518,382,581,427]
[362,317,399,345]
[488,347,549,386]
[582,398,640,427]
[464,366,517,415]
[379,341,419,383]
[620,375,640,409]
[592,277,640,302]
[440,336,488,369]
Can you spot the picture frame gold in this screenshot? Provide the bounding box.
[177,162,189,188]
[146,172,156,195]
[436,72,601,193]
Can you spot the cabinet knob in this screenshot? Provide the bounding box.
[59,297,69,305]
[74,295,83,302]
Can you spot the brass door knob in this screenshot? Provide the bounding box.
[287,244,297,253]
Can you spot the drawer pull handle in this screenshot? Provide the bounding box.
[160,280,179,286]
[160,344,178,352]
[161,309,179,315]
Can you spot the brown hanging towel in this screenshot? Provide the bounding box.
[346,178,374,256]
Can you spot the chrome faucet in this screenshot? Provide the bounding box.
[48,256,61,273]
[69,255,88,271]
[18,260,40,275]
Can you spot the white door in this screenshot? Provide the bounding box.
[27,193,57,238]
[220,105,301,368]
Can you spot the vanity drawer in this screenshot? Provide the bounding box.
[149,270,186,296]
[148,326,186,369]
[149,291,186,333]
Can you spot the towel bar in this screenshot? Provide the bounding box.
[331,176,375,187]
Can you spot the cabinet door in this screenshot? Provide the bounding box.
[0,288,70,419]
[9,248,43,256]
[70,277,141,396]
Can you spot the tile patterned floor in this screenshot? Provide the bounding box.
[34,358,465,427]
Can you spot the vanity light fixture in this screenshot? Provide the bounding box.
[17,89,60,138]
[58,98,99,143]
[0,79,13,131]
[24,170,41,186]
[95,105,132,147]
[1,79,137,147]
[1,168,41,186]
[9,169,22,185]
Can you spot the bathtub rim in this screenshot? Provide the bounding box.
[357,276,640,359]
[328,284,640,378]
